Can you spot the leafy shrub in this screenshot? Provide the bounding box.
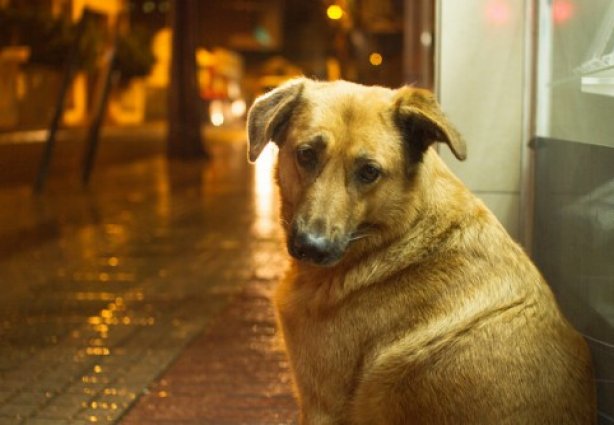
[0,7,155,85]
[114,26,155,86]
[0,7,100,70]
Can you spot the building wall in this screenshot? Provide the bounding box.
[435,0,529,241]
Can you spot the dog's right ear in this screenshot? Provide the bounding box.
[247,78,306,162]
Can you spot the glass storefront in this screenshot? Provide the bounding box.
[533,1,614,422]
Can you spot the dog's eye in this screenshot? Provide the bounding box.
[357,164,381,184]
[296,146,317,169]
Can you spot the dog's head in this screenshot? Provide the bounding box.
[247,78,466,267]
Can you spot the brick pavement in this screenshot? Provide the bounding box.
[120,278,297,425]
[0,133,297,424]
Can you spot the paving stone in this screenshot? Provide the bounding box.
[0,418,24,425]
[0,379,28,393]
[24,418,73,425]
[8,392,55,407]
[0,403,38,420]
[74,405,126,424]
[36,402,83,420]
[63,382,106,398]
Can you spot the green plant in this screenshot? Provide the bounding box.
[0,7,101,71]
[113,26,155,86]
[0,7,155,86]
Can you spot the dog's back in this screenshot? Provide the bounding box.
[348,151,595,424]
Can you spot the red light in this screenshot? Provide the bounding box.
[553,0,575,24]
[486,1,511,25]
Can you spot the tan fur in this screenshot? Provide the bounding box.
[247,78,596,425]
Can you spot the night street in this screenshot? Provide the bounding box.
[1,0,612,422]
[0,128,297,424]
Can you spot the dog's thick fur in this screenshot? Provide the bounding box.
[247,78,596,425]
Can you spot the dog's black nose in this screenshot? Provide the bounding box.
[290,231,339,266]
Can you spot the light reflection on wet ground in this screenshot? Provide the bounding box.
[0,132,293,424]
[253,144,280,239]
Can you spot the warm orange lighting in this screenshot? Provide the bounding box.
[369,52,383,66]
[253,144,278,237]
[553,0,574,24]
[95,324,109,333]
[210,100,224,127]
[85,347,110,356]
[486,0,511,25]
[327,4,343,20]
[231,99,246,117]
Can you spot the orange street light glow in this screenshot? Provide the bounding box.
[327,5,343,20]
[369,52,383,66]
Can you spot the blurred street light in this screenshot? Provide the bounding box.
[327,5,344,20]
[210,100,224,127]
[369,52,383,66]
[231,99,246,117]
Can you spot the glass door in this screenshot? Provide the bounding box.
[533,1,614,422]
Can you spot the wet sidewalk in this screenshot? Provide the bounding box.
[0,133,297,424]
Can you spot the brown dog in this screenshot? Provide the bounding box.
[247,78,596,424]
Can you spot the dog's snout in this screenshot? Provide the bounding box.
[292,231,332,264]
[290,229,342,266]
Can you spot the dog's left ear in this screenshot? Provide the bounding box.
[247,78,306,162]
[394,87,467,162]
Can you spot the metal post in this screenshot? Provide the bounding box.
[403,0,418,84]
[81,49,118,186]
[33,9,91,194]
[419,0,434,89]
[167,0,207,159]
